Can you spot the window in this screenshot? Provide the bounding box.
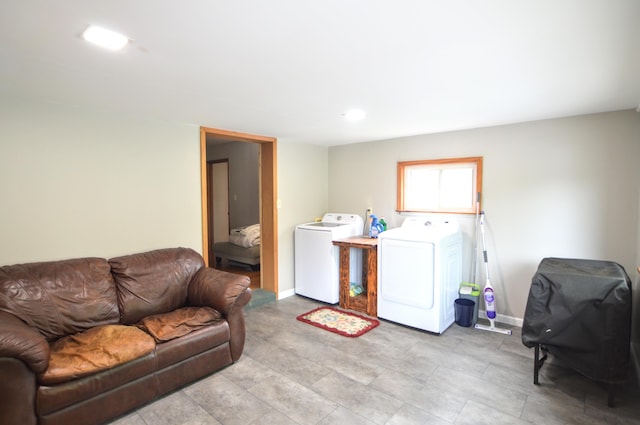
[397,157,482,214]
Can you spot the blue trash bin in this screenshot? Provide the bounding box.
[454,298,475,327]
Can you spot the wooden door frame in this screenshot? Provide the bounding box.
[200,127,278,295]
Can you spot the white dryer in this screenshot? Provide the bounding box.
[295,213,364,303]
[377,218,462,333]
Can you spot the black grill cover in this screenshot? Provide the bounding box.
[522,257,631,383]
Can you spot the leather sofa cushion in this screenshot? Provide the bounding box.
[37,352,156,416]
[109,248,205,324]
[39,325,155,385]
[155,321,230,370]
[0,258,119,341]
[137,306,222,342]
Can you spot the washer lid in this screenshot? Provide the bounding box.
[302,222,344,228]
[296,213,363,232]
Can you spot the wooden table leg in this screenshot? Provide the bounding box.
[338,246,351,310]
[366,247,377,317]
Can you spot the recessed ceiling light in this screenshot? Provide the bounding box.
[343,109,366,121]
[82,25,129,51]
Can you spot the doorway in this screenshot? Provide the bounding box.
[200,127,278,295]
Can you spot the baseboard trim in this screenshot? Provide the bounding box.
[479,309,523,328]
[278,288,295,300]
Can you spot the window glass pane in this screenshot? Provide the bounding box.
[405,167,439,209]
[440,168,473,209]
[397,157,482,214]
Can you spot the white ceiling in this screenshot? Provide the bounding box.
[1,1,639,146]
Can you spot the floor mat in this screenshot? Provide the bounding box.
[296,306,379,337]
[245,289,276,310]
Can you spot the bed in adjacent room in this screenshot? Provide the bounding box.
[213,224,260,271]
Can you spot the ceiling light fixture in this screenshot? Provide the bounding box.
[343,109,366,121]
[82,25,129,51]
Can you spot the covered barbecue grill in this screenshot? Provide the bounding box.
[522,257,632,406]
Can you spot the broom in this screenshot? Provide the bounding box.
[474,211,512,335]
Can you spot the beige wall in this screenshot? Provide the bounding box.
[0,96,202,263]
[3,95,638,317]
[276,140,329,296]
[329,110,640,321]
[0,95,330,301]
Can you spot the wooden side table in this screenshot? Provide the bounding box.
[332,236,378,317]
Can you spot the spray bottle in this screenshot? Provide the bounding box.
[363,208,372,236]
[483,281,497,324]
[368,214,383,238]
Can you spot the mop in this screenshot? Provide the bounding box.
[474,211,512,335]
[459,192,481,322]
[471,192,481,283]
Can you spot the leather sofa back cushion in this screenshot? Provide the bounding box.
[0,258,120,341]
[137,306,222,342]
[109,248,205,324]
[38,324,155,385]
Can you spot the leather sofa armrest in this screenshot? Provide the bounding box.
[187,267,251,315]
[0,311,49,373]
[0,358,38,425]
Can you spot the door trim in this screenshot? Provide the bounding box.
[200,127,278,295]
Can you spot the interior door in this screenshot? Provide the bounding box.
[208,160,230,262]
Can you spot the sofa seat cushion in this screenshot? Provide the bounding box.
[39,325,156,385]
[155,321,230,370]
[37,352,156,416]
[137,306,222,342]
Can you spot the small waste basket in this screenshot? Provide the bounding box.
[459,282,480,325]
[454,298,475,327]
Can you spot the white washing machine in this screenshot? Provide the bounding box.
[295,213,364,303]
[377,217,462,333]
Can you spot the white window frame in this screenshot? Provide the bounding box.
[397,156,482,214]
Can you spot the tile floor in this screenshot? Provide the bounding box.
[111,295,640,425]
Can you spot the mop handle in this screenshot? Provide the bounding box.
[479,211,490,282]
[471,192,481,283]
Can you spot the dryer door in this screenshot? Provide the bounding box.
[379,238,435,310]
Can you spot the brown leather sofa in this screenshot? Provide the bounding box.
[0,247,252,425]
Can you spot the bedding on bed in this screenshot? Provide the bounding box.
[229,224,260,248]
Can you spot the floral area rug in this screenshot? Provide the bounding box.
[296,307,380,337]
